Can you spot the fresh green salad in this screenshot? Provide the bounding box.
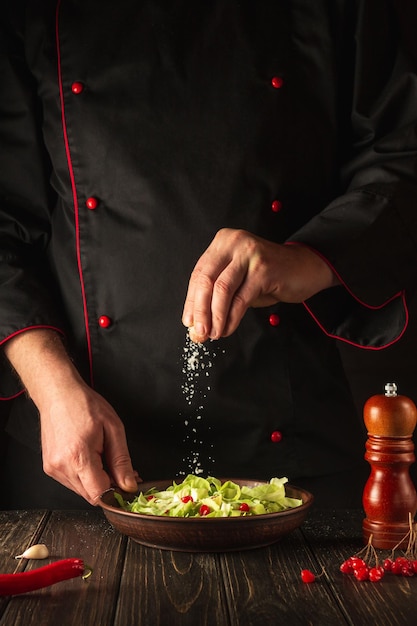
[114,474,303,518]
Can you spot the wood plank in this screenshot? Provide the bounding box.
[0,510,48,618]
[302,510,417,626]
[115,539,229,625]
[0,510,48,574]
[3,509,416,626]
[1,510,126,626]
[218,529,349,626]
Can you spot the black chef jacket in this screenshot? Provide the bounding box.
[1,1,417,489]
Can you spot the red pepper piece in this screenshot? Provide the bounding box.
[0,558,87,596]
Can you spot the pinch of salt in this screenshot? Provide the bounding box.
[188,326,205,344]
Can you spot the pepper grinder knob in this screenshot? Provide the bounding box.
[362,383,417,548]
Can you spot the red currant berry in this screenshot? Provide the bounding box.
[181,495,194,503]
[391,560,403,575]
[383,558,392,572]
[350,557,366,570]
[340,560,353,574]
[239,502,250,512]
[199,504,211,516]
[411,560,417,574]
[354,566,369,581]
[368,567,384,582]
[392,557,409,575]
[146,495,156,501]
[401,563,414,577]
[300,569,316,583]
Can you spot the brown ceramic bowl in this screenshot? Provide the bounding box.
[99,479,314,552]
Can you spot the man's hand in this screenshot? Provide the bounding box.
[182,228,339,343]
[39,381,139,505]
[4,329,139,504]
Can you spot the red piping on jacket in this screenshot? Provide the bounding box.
[285,241,409,350]
[303,298,408,350]
[0,326,65,400]
[55,0,94,386]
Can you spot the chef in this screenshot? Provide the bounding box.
[1,0,417,509]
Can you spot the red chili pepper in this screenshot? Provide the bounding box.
[0,558,89,596]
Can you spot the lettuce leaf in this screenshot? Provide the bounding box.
[114,475,302,518]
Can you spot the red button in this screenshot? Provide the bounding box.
[269,313,280,327]
[71,82,84,94]
[86,197,99,210]
[271,76,284,89]
[271,431,283,443]
[271,200,282,213]
[98,315,112,328]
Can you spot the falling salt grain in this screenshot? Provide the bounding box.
[179,331,225,476]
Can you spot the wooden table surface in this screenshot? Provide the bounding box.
[0,508,416,625]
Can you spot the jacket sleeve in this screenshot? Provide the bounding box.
[0,14,66,398]
[288,0,417,349]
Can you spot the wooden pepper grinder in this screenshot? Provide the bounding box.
[362,382,417,549]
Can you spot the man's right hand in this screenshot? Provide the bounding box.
[4,329,139,504]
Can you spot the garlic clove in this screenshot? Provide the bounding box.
[15,543,50,559]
